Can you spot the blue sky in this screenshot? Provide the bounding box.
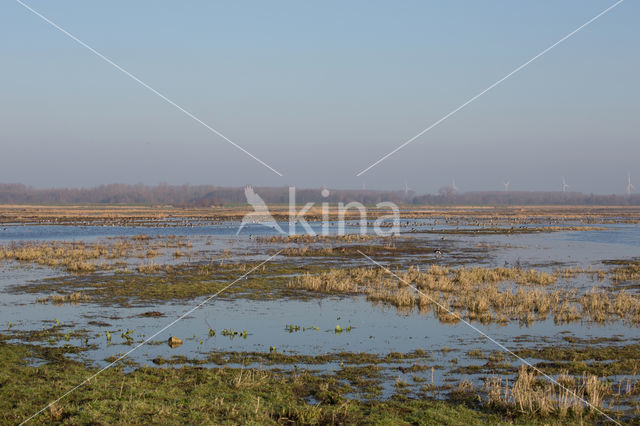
[0,0,638,193]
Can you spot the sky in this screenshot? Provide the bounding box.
[0,0,638,194]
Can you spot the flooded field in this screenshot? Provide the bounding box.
[2,206,640,424]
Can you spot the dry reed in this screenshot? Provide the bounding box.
[288,265,640,326]
[484,365,609,417]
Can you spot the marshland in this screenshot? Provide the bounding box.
[1,205,640,424]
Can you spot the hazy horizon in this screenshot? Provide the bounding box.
[1,181,637,199]
[1,1,638,194]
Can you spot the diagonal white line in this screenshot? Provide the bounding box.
[19,250,283,425]
[14,0,284,177]
[357,250,621,425]
[356,0,626,176]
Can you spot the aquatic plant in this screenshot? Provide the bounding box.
[221,329,247,339]
[467,349,485,359]
[285,324,300,333]
[137,262,162,273]
[288,265,640,326]
[0,237,188,274]
[607,259,640,282]
[257,234,382,244]
[121,329,134,342]
[484,365,610,417]
[37,292,90,304]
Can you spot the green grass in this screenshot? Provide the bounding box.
[516,343,640,376]
[0,342,519,425]
[13,262,330,306]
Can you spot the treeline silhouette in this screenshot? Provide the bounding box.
[412,190,640,206]
[0,183,407,206]
[0,183,638,206]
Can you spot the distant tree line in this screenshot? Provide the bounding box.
[412,189,640,206]
[0,183,408,206]
[0,183,638,206]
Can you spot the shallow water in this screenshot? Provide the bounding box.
[2,221,640,400]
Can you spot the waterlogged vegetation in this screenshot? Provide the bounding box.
[483,365,611,418]
[0,236,192,273]
[606,258,640,285]
[411,225,608,235]
[2,206,640,423]
[1,339,637,424]
[12,261,331,306]
[289,265,640,326]
[257,234,383,244]
[36,291,91,305]
[1,342,516,425]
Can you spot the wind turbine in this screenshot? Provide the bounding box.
[452,179,458,193]
[404,182,410,196]
[562,176,570,193]
[503,181,510,192]
[627,173,635,195]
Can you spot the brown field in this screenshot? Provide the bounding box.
[1,204,639,227]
